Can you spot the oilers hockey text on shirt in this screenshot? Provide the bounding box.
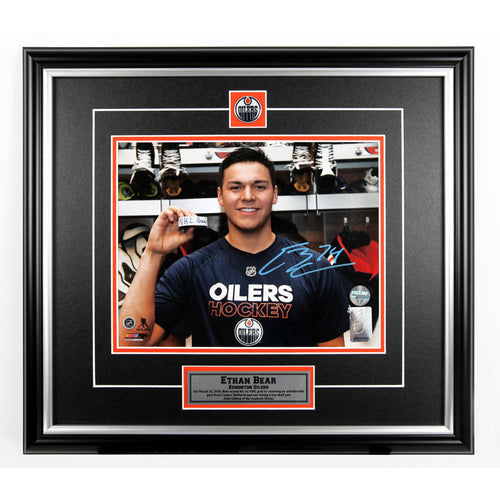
[208,282,293,319]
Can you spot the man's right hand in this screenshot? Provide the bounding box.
[145,206,196,257]
[118,206,197,347]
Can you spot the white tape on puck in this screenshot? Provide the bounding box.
[178,216,208,228]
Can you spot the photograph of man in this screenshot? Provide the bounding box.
[119,147,349,347]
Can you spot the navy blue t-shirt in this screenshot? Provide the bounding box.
[155,235,349,347]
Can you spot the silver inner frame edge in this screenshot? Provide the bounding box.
[41,67,454,436]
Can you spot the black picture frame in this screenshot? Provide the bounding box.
[24,47,474,454]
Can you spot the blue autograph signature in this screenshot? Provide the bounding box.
[259,242,354,278]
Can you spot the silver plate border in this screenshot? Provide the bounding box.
[42,67,454,436]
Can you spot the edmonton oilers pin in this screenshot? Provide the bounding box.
[234,95,262,123]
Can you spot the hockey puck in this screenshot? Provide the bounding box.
[178,216,208,229]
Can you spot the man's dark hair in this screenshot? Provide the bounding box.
[218,147,276,187]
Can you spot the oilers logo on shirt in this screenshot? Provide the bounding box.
[234,318,264,346]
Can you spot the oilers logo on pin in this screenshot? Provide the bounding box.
[229,91,267,128]
[234,96,262,123]
[234,318,263,346]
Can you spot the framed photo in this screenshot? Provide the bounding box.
[24,47,474,453]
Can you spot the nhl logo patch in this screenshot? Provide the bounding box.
[245,266,257,277]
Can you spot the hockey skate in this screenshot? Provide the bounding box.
[314,143,347,194]
[158,143,189,198]
[129,142,160,200]
[289,144,314,194]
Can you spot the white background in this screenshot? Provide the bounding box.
[1,1,498,498]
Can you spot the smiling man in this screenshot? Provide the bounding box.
[217,149,278,252]
[119,147,348,347]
